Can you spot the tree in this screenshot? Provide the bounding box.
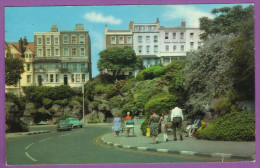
[5,58,25,86]
[199,5,254,40]
[183,35,236,115]
[98,46,142,79]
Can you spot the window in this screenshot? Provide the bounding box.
[190,33,194,39]
[154,36,158,43]
[146,45,150,53]
[27,75,31,83]
[138,36,142,43]
[46,74,48,82]
[173,45,177,51]
[180,32,184,39]
[27,64,30,71]
[173,33,176,39]
[82,74,85,82]
[46,49,51,56]
[111,36,116,44]
[127,36,132,44]
[50,74,54,82]
[165,33,169,39]
[119,36,124,44]
[79,35,85,44]
[29,54,32,58]
[181,45,185,51]
[146,36,150,43]
[190,42,194,50]
[26,54,28,58]
[37,37,42,45]
[72,48,77,56]
[198,42,201,48]
[38,49,43,56]
[64,48,69,56]
[56,74,59,82]
[165,45,169,51]
[63,36,68,44]
[71,35,77,44]
[138,46,142,53]
[71,74,74,82]
[54,37,59,45]
[76,74,80,82]
[80,48,85,56]
[46,37,51,45]
[154,45,158,53]
[55,49,59,56]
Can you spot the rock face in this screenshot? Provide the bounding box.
[85,110,105,123]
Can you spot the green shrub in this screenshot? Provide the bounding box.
[54,115,69,124]
[88,118,101,123]
[5,92,25,112]
[136,71,144,81]
[144,95,177,116]
[27,109,37,114]
[93,101,100,108]
[136,66,166,81]
[38,107,46,113]
[140,119,149,135]
[196,111,255,141]
[121,102,138,116]
[42,98,52,109]
[68,101,78,108]
[120,79,136,93]
[48,108,56,114]
[109,95,124,109]
[53,99,68,107]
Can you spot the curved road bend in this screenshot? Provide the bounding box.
[6,125,240,165]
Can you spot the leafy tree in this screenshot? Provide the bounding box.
[183,35,235,115]
[98,46,142,79]
[199,5,254,40]
[5,58,24,86]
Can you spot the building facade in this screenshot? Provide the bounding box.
[5,37,34,96]
[34,24,91,87]
[104,18,202,69]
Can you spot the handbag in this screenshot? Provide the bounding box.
[165,124,169,128]
[146,128,150,137]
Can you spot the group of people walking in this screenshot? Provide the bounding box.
[113,106,200,144]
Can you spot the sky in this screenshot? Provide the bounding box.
[5,4,252,77]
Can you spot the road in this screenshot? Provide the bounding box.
[6,125,240,165]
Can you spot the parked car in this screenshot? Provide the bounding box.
[57,120,72,131]
[66,118,83,128]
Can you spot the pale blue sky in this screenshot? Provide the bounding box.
[5,4,252,77]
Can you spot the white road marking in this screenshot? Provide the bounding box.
[25,143,34,150]
[25,152,37,162]
[39,138,53,142]
[59,130,82,137]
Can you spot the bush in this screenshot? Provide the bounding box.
[109,95,124,109]
[42,98,52,109]
[88,118,101,123]
[49,108,56,114]
[121,102,138,116]
[136,66,166,81]
[140,119,149,135]
[93,101,100,108]
[5,92,25,112]
[54,115,69,124]
[120,79,136,93]
[196,111,255,141]
[53,99,68,107]
[144,95,177,116]
[27,109,37,114]
[68,101,78,108]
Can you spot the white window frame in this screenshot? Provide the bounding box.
[127,36,132,44]
[111,36,116,44]
[63,35,68,44]
[37,48,43,56]
[146,45,150,53]
[138,36,142,43]
[181,45,185,51]
[146,36,150,43]
[50,74,54,82]
[173,32,176,39]
[79,35,85,44]
[45,36,51,45]
[180,32,185,39]
[82,74,85,82]
[37,36,42,45]
[63,48,69,56]
[165,45,169,51]
[54,36,59,45]
[165,33,169,40]
[54,48,60,56]
[119,36,124,44]
[138,46,142,54]
[173,45,177,51]
[26,64,30,71]
[190,33,194,39]
[80,48,85,56]
[154,45,158,53]
[154,36,158,43]
[27,75,31,83]
[76,74,80,82]
[190,42,194,50]
[46,48,51,56]
[71,35,77,44]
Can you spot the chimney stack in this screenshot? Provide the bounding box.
[75,24,84,31]
[181,19,186,28]
[128,20,134,31]
[51,25,58,32]
[23,36,28,46]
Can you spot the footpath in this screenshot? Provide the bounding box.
[101,123,255,161]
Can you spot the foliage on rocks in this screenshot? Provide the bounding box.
[109,95,124,109]
[42,98,52,109]
[53,99,68,107]
[5,58,25,86]
[136,65,166,81]
[88,118,101,123]
[196,111,255,141]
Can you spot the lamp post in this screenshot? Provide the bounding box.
[82,84,85,126]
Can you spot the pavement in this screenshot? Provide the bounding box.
[101,123,256,161]
[5,130,52,139]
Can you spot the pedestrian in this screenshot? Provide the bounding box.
[148,109,160,144]
[124,112,132,137]
[159,111,169,142]
[113,113,121,137]
[170,106,184,141]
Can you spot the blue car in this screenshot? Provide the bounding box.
[57,120,72,131]
[66,118,83,128]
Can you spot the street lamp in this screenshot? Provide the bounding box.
[82,84,85,126]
